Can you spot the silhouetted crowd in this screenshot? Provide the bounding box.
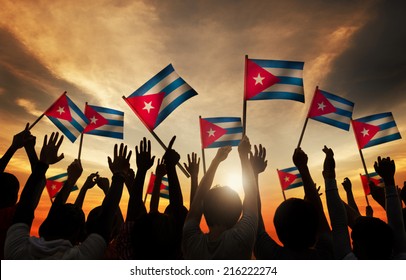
[1,125,406,259]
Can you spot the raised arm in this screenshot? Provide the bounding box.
[0,123,35,172]
[162,136,183,210]
[149,158,167,213]
[341,177,360,215]
[74,172,99,209]
[185,146,231,224]
[322,146,351,259]
[53,159,83,206]
[126,138,155,221]
[91,143,131,242]
[12,132,64,227]
[183,152,200,206]
[374,156,406,255]
[293,147,330,233]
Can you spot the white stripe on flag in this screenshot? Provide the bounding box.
[263,67,303,78]
[159,83,192,113]
[262,83,304,94]
[144,71,179,96]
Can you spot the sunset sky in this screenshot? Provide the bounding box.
[1,0,406,242]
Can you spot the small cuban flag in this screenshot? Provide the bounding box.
[277,167,303,191]
[360,172,384,196]
[199,117,243,149]
[245,57,304,102]
[83,104,124,139]
[146,173,169,199]
[46,173,78,199]
[123,64,197,131]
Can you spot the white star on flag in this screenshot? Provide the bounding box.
[90,116,98,124]
[253,73,265,85]
[142,101,154,114]
[51,185,56,190]
[317,102,326,111]
[57,106,65,115]
[207,128,216,137]
[284,176,291,183]
[361,128,369,137]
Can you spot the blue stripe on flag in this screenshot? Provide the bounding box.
[285,182,303,190]
[335,108,353,118]
[206,117,241,123]
[356,112,392,123]
[67,97,88,125]
[252,59,304,70]
[281,166,298,173]
[379,121,397,130]
[155,89,197,126]
[311,116,350,131]
[47,117,77,143]
[207,140,241,148]
[277,76,303,87]
[161,77,185,97]
[85,130,124,139]
[364,133,402,148]
[323,91,354,106]
[47,173,68,181]
[226,127,244,134]
[92,105,124,115]
[249,92,305,102]
[107,119,124,126]
[129,64,175,97]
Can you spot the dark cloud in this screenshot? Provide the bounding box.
[324,0,406,114]
[0,27,90,122]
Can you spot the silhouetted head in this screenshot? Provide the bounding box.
[39,203,85,245]
[86,205,123,242]
[0,172,20,208]
[131,212,176,259]
[351,216,394,259]
[273,198,319,250]
[203,186,242,229]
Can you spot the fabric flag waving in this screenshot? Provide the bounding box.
[46,173,78,199]
[360,172,384,196]
[308,87,354,131]
[83,104,124,139]
[146,173,170,199]
[277,167,303,191]
[44,92,88,143]
[124,64,197,131]
[245,58,304,102]
[352,112,401,149]
[200,117,243,149]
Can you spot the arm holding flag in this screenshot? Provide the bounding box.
[53,159,83,206]
[341,177,360,215]
[374,156,406,255]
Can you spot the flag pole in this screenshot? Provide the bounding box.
[122,96,190,178]
[78,133,84,161]
[242,55,248,136]
[282,189,286,201]
[297,86,318,148]
[199,116,207,174]
[358,148,370,206]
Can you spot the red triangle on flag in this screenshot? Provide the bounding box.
[46,180,63,199]
[83,104,109,133]
[245,59,280,100]
[125,93,165,131]
[277,170,298,190]
[308,88,337,118]
[360,174,381,196]
[200,118,227,148]
[44,93,73,121]
[352,120,380,149]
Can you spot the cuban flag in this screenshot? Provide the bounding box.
[146,173,169,199]
[277,167,303,191]
[124,64,197,131]
[360,172,384,196]
[352,112,401,149]
[44,92,88,143]
[83,104,124,139]
[199,117,243,149]
[308,87,354,131]
[245,57,304,102]
[46,173,78,199]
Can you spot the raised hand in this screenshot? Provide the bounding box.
[183,153,200,178]
[322,145,335,179]
[136,137,155,172]
[96,176,110,195]
[155,158,167,178]
[400,181,406,204]
[11,123,33,150]
[374,156,396,184]
[83,172,99,190]
[238,135,251,158]
[39,132,64,165]
[215,146,232,163]
[342,177,352,192]
[108,143,132,177]
[67,159,83,183]
[366,205,373,217]
[249,144,267,175]
[163,136,180,168]
[292,147,308,170]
